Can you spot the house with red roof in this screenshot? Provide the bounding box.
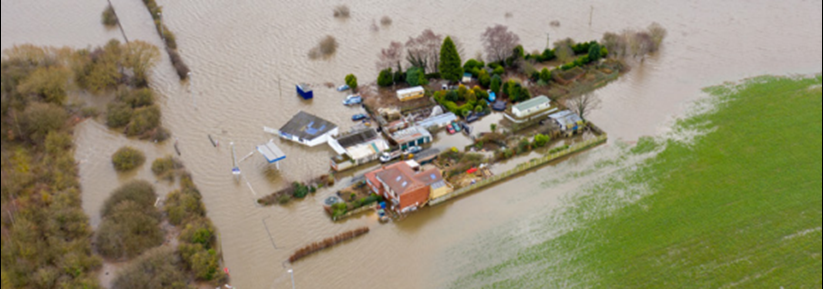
[364,161,449,214]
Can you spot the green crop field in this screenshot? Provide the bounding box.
[451,75,822,288]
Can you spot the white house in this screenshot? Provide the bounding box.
[511,96,552,118]
[397,86,425,102]
[275,111,339,147]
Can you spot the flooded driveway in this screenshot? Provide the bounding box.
[3,0,821,288]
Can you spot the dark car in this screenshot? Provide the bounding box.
[352,114,368,121]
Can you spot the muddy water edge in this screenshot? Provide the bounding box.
[2,0,821,288]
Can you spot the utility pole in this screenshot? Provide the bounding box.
[288,269,296,289]
[589,6,594,27]
[188,72,197,109]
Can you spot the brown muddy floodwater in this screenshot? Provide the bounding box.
[3,0,821,288]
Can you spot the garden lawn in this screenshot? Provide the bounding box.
[453,75,822,288]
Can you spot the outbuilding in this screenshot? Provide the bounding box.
[276,111,339,147]
[397,86,426,102]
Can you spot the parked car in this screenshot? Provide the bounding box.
[452,121,462,133]
[380,151,401,163]
[462,123,472,136]
[405,146,423,155]
[343,95,362,106]
[337,84,350,92]
[447,124,456,135]
[352,114,368,121]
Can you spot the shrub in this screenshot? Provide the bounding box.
[179,218,216,248]
[345,74,358,91]
[406,67,426,87]
[293,182,309,199]
[478,69,491,87]
[167,49,190,80]
[17,66,71,105]
[278,194,292,205]
[534,134,550,147]
[20,102,68,144]
[540,68,552,83]
[102,5,118,27]
[111,247,189,289]
[151,156,180,180]
[492,66,505,76]
[112,146,146,172]
[333,5,350,18]
[309,36,339,59]
[331,203,348,218]
[380,16,392,26]
[377,68,393,87]
[45,131,73,155]
[123,88,155,108]
[164,188,206,226]
[490,75,502,94]
[101,180,156,217]
[125,105,161,137]
[106,102,134,128]
[96,201,163,260]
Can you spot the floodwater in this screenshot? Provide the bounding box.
[2,0,821,288]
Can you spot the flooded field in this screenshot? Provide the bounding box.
[2,0,821,288]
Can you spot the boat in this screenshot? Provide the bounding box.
[337,84,350,92]
[297,84,313,100]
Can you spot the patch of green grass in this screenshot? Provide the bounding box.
[452,75,822,288]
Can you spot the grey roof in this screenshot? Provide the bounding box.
[335,129,379,148]
[549,110,584,126]
[279,111,338,141]
[391,126,432,144]
[257,141,286,163]
[513,95,551,111]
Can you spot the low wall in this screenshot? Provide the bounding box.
[429,134,608,206]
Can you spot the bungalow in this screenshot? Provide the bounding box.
[276,111,339,147]
[329,129,390,171]
[397,86,426,102]
[504,95,558,124]
[391,126,432,150]
[364,161,450,213]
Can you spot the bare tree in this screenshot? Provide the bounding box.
[555,43,575,63]
[601,32,624,58]
[481,25,521,63]
[633,32,653,59]
[647,22,668,52]
[567,92,601,121]
[405,29,442,73]
[376,41,404,72]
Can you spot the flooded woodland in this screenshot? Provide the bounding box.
[2,0,821,288]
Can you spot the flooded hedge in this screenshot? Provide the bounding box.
[288,227,370,263]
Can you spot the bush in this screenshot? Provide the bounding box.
[478,69,491,88]
[277,194,292,205]
[534,134,551,147]
[112,146,146,172]
[125,105,161,137]
[490,75,502,94]
[179,218,216,248]
[380,16,392,26]
[112,247,189,289]
[45,131,73,155]
[96,201,163,260]
[293,182,310,199]
[106,102,134,128]
[540,68,552,83]
[345,74,358,91]
[20,102,68,144]
[164,188,206,226]
[151,156,180,180]
[17,66,71,105]
[102,5,118,27]
[333,5,350,18]
[331,203,348,218]
[377,68,394,87]
[406,67,426,87]
[123,88,155,108]
[101,180,156,217]
[492,66,505,76]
